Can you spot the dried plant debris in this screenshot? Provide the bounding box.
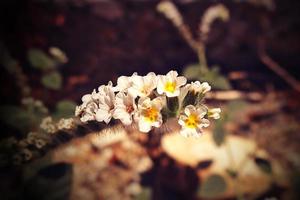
[52,127,152,200]
[162,133,288,199]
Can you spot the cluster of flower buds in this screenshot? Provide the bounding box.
[75,71,221,137]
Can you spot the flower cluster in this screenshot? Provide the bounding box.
[75,71,221,137]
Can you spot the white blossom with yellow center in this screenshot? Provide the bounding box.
[185,81,211,94]
[178,105,210,137]
[135,97,165,132]
[157,70,187,97]
[113,92,137,125]
[128,72,158,98]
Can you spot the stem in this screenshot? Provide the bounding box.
[197,45,208,71]
[258,38,300,93]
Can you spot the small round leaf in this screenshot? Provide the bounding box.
[41,72,62,90]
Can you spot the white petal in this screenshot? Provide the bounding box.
[178,117,186,126]
[199,118,210,128]
[152,97,165,110]
[184,105,195,116]
[113,108,127,118]
[95,110,110,122]
[119,113,132,125]
[138,120,151,132]
[176,76,187,87]
[166,89,180,97]
[201,82,211,93]
[157,77,165,95]
[167,70,178,79]
[196,106,207,118]
[128,87,139,98]
[152,116,162,128]
[82,94,92,102]
[144,72,157,86]
[131,74,144,87]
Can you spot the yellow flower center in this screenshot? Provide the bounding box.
[184,114,199,128]
[143,107,159,122]
[164,81,176,93]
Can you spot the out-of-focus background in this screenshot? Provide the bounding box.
[0,0,300,200]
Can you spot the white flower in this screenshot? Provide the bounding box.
[75,89,101,122]
[57,118,75,130]
[113,72,137,92]
[178,105,210,137]
[128,72,157,98]
[208,108,221,119]
[40,116,57,134]
[185,81,211,94]
[157,70,187,97]
[134,97,164,132]
[75,82,116,124]
[113,92,137,125]
[95,81,115,123]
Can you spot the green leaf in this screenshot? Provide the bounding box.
[254,157,272,174]
[41,72,62,90]
[53,100,76,119]
[28,48,56,70]
[0,105,31,132]
[212,118,226,146]
[24,162,73,200]
[135,187,151,200]
[198,174,227,198]
[183,64,231,90]
[183,64,202,80]
[201,67,231,90]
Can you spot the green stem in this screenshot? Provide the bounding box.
[197,45,208,71]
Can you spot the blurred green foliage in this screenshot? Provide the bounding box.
[28,48,56,71]
[53,100,77,119]
[198,174,227,198]
[0,102,47,133]
[135,187,152,200]
[183,64,231,90]
[27,47,67,90]
[41,71,63,90]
